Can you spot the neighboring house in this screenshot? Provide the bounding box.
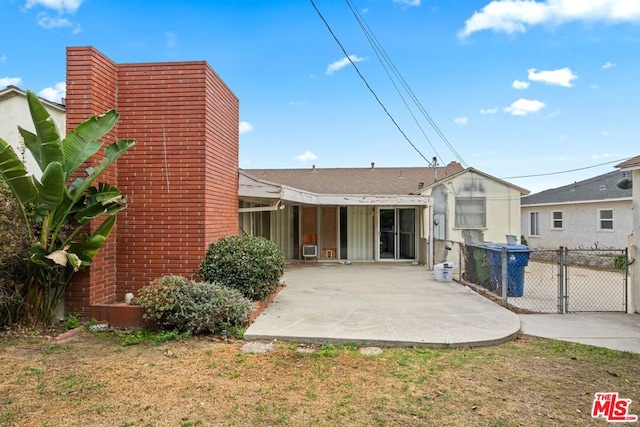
[239,163,528,268]
[0,85,66,179]
[521,170,633,250]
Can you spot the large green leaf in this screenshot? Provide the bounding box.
[0,137,38,204]
[21,91,63,170]
[68,139,136,201]
[34,161,65,218]
[69,214,116,265]
[62,110,119,177]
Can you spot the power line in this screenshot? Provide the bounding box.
[343,0,444,164]
[310,0,435,166]
[345,0,468,168]
[500,157,630,180]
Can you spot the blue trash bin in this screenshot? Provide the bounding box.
[483,244,531,297]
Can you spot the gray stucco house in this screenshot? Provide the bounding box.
[521,170,633,249]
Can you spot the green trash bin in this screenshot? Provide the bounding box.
[472,246,490,287]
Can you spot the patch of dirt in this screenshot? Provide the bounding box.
[0,332,638,426]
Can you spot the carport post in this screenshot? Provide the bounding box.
[501,246,508,307]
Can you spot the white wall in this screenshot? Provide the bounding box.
[0,93,65,180]
[521,199,632,249]
[421,170,524,267]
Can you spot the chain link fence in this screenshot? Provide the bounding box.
[440,239,628,314]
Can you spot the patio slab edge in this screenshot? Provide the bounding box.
[243,326,522,349]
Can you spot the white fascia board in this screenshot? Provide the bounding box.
[280,186,318,204]
[316,194,433,206]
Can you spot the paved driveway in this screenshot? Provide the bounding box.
[244,263,520,348]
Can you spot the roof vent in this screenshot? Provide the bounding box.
[371,162,375,169]
[599,184,607,191]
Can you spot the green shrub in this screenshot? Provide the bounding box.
[136,275,189,327]
[198,235,285,301]
[136,275,253,335]
[170,280,252,334]
[0,181,30,326]
[614,254,627,270]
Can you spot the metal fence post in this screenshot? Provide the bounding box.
[501,246,508,307]
[557,246,566,314]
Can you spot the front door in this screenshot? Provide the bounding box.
[379,208,416,260]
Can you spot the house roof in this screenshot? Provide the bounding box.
[521,170,632,206]
[615,155,640,171]
[0,85,66,111]
[242,162,465,196]
[419,167,530,195]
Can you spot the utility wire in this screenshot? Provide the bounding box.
[310,0,434,166]
[343,0,444,164]
[500,157,629,180]
[345,0,468,168]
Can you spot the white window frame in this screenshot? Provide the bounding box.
[455,197,486,228]
[598,209,614,231]
[551,211,563,230]
[529,211,540,237]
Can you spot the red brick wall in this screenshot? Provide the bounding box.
[65,47,239,315]
[65,47,118,317]
[203,66,239,245]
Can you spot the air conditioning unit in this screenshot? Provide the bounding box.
[302,244,318,260]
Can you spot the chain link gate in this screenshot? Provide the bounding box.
[460,243,628,313]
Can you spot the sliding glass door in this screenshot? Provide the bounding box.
[379,208,416,260]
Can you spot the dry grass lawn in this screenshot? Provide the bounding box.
[1,330,639,426]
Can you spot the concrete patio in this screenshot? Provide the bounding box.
[244,263,521,348]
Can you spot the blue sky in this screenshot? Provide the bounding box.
[1,0,639,193]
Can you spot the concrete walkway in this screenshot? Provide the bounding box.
[520,313,640,354]
[244,263,520,348]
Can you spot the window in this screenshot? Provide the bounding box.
[552,211,563,229]
[598,209,613,230]
[529,212,540,236]
[455,198,486,228]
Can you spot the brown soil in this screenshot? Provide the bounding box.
[0,331,638,426]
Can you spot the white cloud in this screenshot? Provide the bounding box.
[591,152,618,159]
[239,121,253,134]
[512,80,530,89]
[504,98,546,116]
[528,67,577,87]
[295,151,318,162]
[38,82,66,103]
[393,0,421,7]
[0,76,22,88]
[480,107,498,115]
[590,83,599,89]
[37,15,72,29]
[602,61,616,69]
[0,55,6,63]
[25,0,83,14]
[602,131,610,137]
[325,55,365,75]
[289,100,307,106]
[459,0,640,38]
[454,116,468,125]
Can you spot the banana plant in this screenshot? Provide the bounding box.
[0,90,135,323]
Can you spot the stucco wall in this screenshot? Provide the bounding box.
[521,199,632,249]
[0,92,65,180]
